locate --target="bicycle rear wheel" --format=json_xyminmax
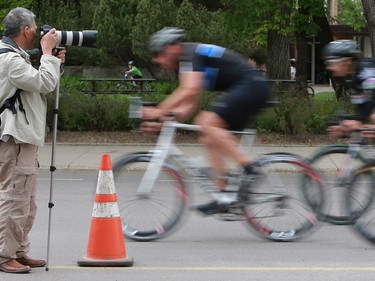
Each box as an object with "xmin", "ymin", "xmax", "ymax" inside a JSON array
[
  {"xmin": 112, "ymin": 153, "xmax": 189, "ymax": 241},
  {"xmin": 346, "ymin": 161, "xmax": 375, "ymax": 244},
  {"xmin": 240, "ymin": 153, "xmax": 324, "ymax": 241},
  {"xmin": 304, "ymin": 145, "xmax": 368, "ymax": 224},
  {"xmin": 307, "ymin": 86, "xmax": 315, "ymax": 97}
]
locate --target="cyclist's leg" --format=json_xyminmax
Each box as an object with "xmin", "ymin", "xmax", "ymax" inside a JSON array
[
  {"xmin": 195, "ymin": 111, "xmax": 247, "ymax": 189},
  {"xmin": 196, "ymin": 77, "xmax": 269, "ymax": 170},
  {"xmin": 193, "ymin": 78, "xmax": 269, "ymax": 213}
]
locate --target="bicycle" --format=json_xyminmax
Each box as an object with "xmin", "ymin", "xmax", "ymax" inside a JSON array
[
  {"xmin": 302, "ymin": 122, "xmax": 375, "ymax": 225},
  {"xmin": 112, "ymin": 98, "xmax": 324, "ymax": 242},
  {"xmin": 348, "ymin": 157, "xmax": 375, "ymax": 244}
]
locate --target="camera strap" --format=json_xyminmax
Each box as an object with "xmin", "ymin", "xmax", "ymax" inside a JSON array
[{"xmin": 0, "ymin": 48, "xmax": 28, "ymax": 125}]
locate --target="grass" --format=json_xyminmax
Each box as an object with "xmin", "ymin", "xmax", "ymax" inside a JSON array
[{"xmin": 313, "ymin": 91, "xmax": 336, "ymax": 101}]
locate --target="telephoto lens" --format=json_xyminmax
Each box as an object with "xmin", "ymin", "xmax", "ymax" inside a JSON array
[{"xmin": 40, "ymin": 25, "xmax": 97, "ymax": 48}]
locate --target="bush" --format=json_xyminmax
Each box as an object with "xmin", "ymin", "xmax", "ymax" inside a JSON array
[
  {"xmin": 255, "ymin": 91, "xmax": 352, "ymax": 134},
  {"xmin": 47, "ymin": 77, "xmax": 351, "ymax": 134}
]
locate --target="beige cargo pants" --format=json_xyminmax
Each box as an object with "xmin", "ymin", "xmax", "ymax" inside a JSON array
[{"xmin": 0, "ymin": 138, "xmax": 38, "ymax": 264}]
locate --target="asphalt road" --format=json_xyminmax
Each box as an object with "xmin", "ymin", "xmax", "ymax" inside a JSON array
[{"xmin": 5, "ymin": 170, "xmax": 375, "ymax": 281}]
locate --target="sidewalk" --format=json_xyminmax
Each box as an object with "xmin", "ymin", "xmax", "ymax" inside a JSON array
[
  {"xmin": 312, "ymin": 84, "xmax": 334, "ymax": 93},
  {"xmin": 38, "ymin": 142, "xmax": 339, "ymax": 171}
]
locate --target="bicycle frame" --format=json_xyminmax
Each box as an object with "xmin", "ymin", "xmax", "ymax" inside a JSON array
[
  {"xmin": 334, "ymin": 133, "xmax": 364, "ymax": 183},
  {"xmin": 314, "ymin": 131, "xmax": 371, "ymax": 185},
  {"xmin": 134, "ymin": 119, "xmax": 303, "ymax": 208}
]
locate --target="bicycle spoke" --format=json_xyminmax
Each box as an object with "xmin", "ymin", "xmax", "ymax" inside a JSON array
[
  {"xmin": 242, "ymin": 154, "xmax": 322, "ymax": 241},
  {"xmin": 113, "ymin": 154, "xmax": 188, "ymax": 241}
]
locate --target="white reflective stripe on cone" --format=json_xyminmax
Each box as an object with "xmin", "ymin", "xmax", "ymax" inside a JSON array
[{"xmin": 92, "ymin": 202, "xmax": 120, "ymax": 218}]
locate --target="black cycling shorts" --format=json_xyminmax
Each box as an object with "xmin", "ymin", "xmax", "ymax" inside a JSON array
[{"xmin": 209, "ymin": 74, "xmax": 270, "ymax": 131}]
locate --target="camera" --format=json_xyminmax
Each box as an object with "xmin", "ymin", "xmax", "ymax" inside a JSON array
[{"xmin": 40, "ymin": 25, "xmax": 97, "ymax": 48}]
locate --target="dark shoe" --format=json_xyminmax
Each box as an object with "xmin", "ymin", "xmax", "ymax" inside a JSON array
[
  {"xmin": 0, "ymin": 260, "xmax": 31, "ymax": 273},
  {"xmin": 194, "ymin": 200, "xmax": 229, "ymax": 215},
  {"xmin": 16, "ymin": 256, "xmax": 46, "ymax": 268},
  {"xmin": 238, "ymin": 164, "xmax": 259, "ymax": 202}
]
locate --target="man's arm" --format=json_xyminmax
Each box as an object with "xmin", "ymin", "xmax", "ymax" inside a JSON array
[{"xmin": 143, "ymin": 71, "xmax": 205, "ymax": 121}]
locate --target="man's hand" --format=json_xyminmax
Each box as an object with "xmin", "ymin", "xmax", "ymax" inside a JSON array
[
  {"xmin": 142, "ymin": 106, "xmax": 163, "ymax": 121},
  {"xmin": 341, "ymin": 120, "xmax": 363, "ymax": 133},
  {"xmin": 327, "ymin": 120, "xmax": 363, "ymax": 138},
  {"xmin": 327, "ymin": 125, "xmax": 344, "ymax": 138},
  {"xmin": 140, "ymin": 121, "xmax": 163, "ymax": 135},
  {"xmin": 362, "ymin": 124, "xmax": 375, "ymax": 138},
  {"xmin": 54, "ymin": 48, "xmax": 66, "ymax": 64},
  {"xmin": 40, "ymin": 28, "xmax": 58, "ymax": 55}
]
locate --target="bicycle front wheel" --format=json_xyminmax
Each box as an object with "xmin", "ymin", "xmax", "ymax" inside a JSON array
[
  {"xmin": 241, "ymin": 153, "xmax": 324, "ymax": 241},
  {"xmin": 113, "ymin": 153, "xmax": 189, "ymax": 241},
  {"xmin": 347, "ymin": 161, "xmax": 375, "ymax": 244},
  {"xmin": 304, "ymin": 145, "xmax": 368, "ymax": 224}
]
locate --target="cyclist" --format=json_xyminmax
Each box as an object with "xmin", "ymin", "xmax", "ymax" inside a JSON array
[
  {"xmin": 125, "ymin": 61, "xmax": 143, "ymax": 79},
  {"xmin": 142, "ymin": 27, "xmax": 270, "ymax": 215},
  {"xmin": 323, "ymin": 40, "xmax": 375, "ymax": 137}
]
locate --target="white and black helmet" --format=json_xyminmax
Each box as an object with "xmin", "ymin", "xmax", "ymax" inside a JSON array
[
  {"xmin": 149, "ymin": 27, "xmax": 186, "ymax": 54},
  {"xmin": 323, "ymin": 40, "xmax": 362, "ymax": 60}
]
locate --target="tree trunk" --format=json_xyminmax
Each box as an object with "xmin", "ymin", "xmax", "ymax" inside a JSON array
[
  {"xmin": 313, "ymin": 15, "xmax": 350, "ymax": 100},
  {"xmin": 266, "ymin": 30, "xmax": 290, "ymax": 79},
  {"xmin": 362, "ymin": 0, "xmax": 375, "ymax": 57},
  {"xmin": 295, "ymin": 30, "xmax": 309, "ymax": 82}
]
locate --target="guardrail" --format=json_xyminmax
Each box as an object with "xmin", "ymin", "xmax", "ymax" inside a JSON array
[{"xmin": 80, "ymin": 78, "xmax": 156, "ymax": 95}]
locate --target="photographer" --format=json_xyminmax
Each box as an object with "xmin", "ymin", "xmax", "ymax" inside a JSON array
[{"xmin": 0, "ymin": 7, "xmax": 65, "ymax": 273}]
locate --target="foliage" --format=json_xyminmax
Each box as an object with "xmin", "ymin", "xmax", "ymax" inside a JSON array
[
  {"xmin": 255, "ymin": 90, "xmax": 353, "ymax": 134},
  {"xmin": 291, "ymin": 0, "xmax": 326, "ymax": 35},
  {"xmin": 131, "ymin": 0, "xmax": 177, "ymax": 60},
  {"xmin": 0, "ymin": 0, "xmax": 33, "ymax": 35},
  {"xmin": 92, "ymin": 0, "xmax": 138, "ymax": 65},
  {"xmin": 130, "ymin": 0, "xmax": 226, "ymax": 60},
  {"xmin": 337, "ymin": 0, "xmax": 366, "ymax": 30},
  {"xmin": 31, "ymin": 0, "xmax": 99, "ymax": 65},
  {"xmin": 2, "ymin": 0, "xmax": 373, "ymax": 68},
  {"xmin": 50, "ymin": 77, "xmax": 350, "ymax": 135}
]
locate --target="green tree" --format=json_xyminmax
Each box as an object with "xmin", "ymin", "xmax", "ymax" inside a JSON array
[
  {"xmin": 175, "ymin": 0, "xmax": 226, "ymax": 46},
  {"xmin": 361, "ymin": 0, "xmax": 375, "ymax": 56},
  {"xmin": 339, "ymin": 0, "xmax": 366, "ymax": 30},
  {"xmin": 31, "ymin": 0, "xmax": 99, "ymax": 65},
  {"xmin": 0, "ymin": 0, "xmax": 33, "ymax": 34},
  {"xmin": 131, "ymin": 0, "xmax": 177, "ymax": 61},
  {"xmin": 92, "ymin": 0, "xmax": 138, "ymax": 65},
  {"xmin": 176, "ymin": 0, "xmax": 205, "ymax": 41},
  {"xmin": 222, "ymin": 0, "xmax": 295, "ymax": 79}
]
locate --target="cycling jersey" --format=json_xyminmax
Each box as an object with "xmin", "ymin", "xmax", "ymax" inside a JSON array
[
  {"xmin": 130, "ymin": 66, "xmax": 142, "ymax": 78},
  {"xmin": 180, "ymin": 43, "xmax": 255, "ymax": 90},
  {"xmin": 350, "ymin": 58, "xmax": 375, "ymax": 120},
  {"xmin": 179, "ymin": 43, "xmax": 269, "ymax": 131}
]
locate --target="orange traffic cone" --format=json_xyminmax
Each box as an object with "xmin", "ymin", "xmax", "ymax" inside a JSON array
[{"xmin": 77, "ymin": 154, "xmax": 133, "ymax": 267}]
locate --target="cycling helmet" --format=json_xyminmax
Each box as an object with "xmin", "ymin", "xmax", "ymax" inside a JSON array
[
  {"xmin": 323, "ymin": 40, "xmax": 362, "ymax": 61},
  {"xmin": 128, "ymin": 61, "xmax": 134, "ymax": 65},
  {"xmin": 149, "ymin": 27, "xmax": 186, "ymax": 54}
]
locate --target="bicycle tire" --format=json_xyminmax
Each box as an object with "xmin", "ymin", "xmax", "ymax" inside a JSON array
[
  {"xmin": 304, "ymin": 145, "xmax": 368, "ymax": 224},
  {"xmin": 307, "ymin": 86, "xmax": 315, "ymax": 97},
  {"xmin": 112, "ymin": 153, "xmax": 189, "ymax": 241},
  {"xmin": 240, "ymin": 152, "xmax": 324, "ymax": 241},
  {"xmin": 347, "ymin": 160, "xmax": 375, "ymax": 244}
]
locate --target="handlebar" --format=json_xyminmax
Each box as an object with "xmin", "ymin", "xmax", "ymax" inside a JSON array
[
  {"xmin": 128, "ymin": 97, "xmax": 180, "ymax": 122},
  {"xmin": 129, "ymin": 97, "xmax": 160, "ymax": 118}
]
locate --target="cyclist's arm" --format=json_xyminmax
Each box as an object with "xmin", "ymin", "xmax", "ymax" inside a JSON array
[
  {"xmin": 354, "ymin": 91, "xmax": 375, "ymax": 121},
  {"xmin": 156, "ymin": 71, "xmax": 204, "ymax": 120}
]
